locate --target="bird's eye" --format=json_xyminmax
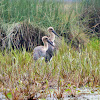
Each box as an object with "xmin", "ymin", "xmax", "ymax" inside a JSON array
[{"xmin": 50, "ymin": 29, "xmax": 53, "ymax": 30}]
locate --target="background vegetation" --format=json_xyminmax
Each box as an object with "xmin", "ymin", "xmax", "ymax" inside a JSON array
[{"xmin": 0, "ymin": 0, "xmax": 100, "ymax": 99}]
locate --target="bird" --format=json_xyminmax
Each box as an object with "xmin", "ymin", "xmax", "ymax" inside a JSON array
[
  {"xmin": 45, "ymin": 27, "xmax": 59, "ymax": 62},
  {"xmin": 33, "ymin": 36, "xmax": 54, "ymax": 61}
]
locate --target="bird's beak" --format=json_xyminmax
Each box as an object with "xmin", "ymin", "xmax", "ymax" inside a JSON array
[
  {"xmin": 47, "ymin": 39, "xmax": 54, "ymax": 47},
  {"xmin": 52, "ymin": 30, "xmax": 59, "ymax": 37}
]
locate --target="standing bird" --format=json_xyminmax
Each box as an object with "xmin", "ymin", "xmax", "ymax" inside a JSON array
[
  {"xmin": 33, "ymin": 36, "xmax": 54, "ymax": 61},
  {"xmin": 45, "ymin": 27, "xmax": 59, "ymax": 62}
]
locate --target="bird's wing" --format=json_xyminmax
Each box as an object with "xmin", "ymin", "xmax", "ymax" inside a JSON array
[{"xmin": 33, "ymin": 46, "xmax": 46, "ymax": 60}]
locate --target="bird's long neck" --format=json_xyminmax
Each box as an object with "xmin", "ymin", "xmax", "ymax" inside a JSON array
[
  {"xmin": 49, "ymin": 32, "xmax": 55, "ymax": 42},
  {"xmin": 43, "ymin": 41, "xmax": 48, "ymax": 51}
]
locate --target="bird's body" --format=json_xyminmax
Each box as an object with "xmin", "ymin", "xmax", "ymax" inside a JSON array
[
  {"xmin": 45, "ymin": 42, "xmax": 54, "ymax": 62},
  {"xmin": 45, "ymin": 27, "xmax": 59, "ymax": 62},
  {"xmin": 33, "ymin": 46, "xmax": 47, "ymax": 61},
  {"xmin": 33, "ymin": 36, "xmax": 53, "ymax": 61}
]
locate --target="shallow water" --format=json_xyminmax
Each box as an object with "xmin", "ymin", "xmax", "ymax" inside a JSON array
[
  {"xmin": 0, "ymin": 87, "xmax": 100, "ymax": 100},
  {"xmin": 46, "ymin": 87, "xmax": 100, "ymax": 100},
  {"xmin": 0, "ymin": 92, "xmax": 6, "ymax": 100},
  {"xmin": 46, "ymin": 95, "xmax": 100, "ymax": 100},
  {"xmin": 46, "ymin": 93, "xmax": 100, "ymax": 100}
]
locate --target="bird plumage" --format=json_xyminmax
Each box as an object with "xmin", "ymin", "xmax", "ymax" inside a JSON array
[
  {"xmin": 33, "ymin": 36, "xmax": 54, "ymax": 61},
  {"xmin": 45, "ymin": 27, "xmax": 59, "ymax": 62}
]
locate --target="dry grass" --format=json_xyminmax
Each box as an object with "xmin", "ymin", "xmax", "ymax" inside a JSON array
[{"xmin": 0, "ymin": 38, "xmax": 99, "ymax": 99}]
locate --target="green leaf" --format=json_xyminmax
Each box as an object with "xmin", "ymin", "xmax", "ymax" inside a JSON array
[
  {"xmin": 65, "ymin": 88, "xmax": 71, "ymax": 92},
  {"xmin": 67, "ymin": 84, "xmax": 71, "ymax": 87},
  {"xmin": 91, "ymin": 90, "xmax": 94, "ymax": 93},
  {"xmin": 7, "ymin": 92, "xmax": 12, "ymax": 99},
  {"xmin": 77, "ymin": 90, "xmax": 81, "ymax": 93}
]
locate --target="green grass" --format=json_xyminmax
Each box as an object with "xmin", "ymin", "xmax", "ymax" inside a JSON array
[
  {"xmin": 0, "ymin": 0, "xmax": 88, "ymax": 38},
  {"xmin": 1, "ymin": 0, "xmax": 99, "ymax": 47},
  {"xmin": 1, "ymin": 0, "xmax": 68, "ymax": 29},
  {"xmin": 1, "ymin": 0, "xmax": 99, "ymax": 44}
]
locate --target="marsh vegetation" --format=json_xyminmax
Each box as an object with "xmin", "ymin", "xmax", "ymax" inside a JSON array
[{"xmin": 0, "ymin": 0, "xmax": 100, "ymax": 99}]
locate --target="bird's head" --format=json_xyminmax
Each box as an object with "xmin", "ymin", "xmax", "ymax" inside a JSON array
[
  {"xmin": 47, "ymin": 27, "xmax": 59, "ymax": 37},
  {"xmin": 42, "ymin": 36, "xmax": 54, "ymax": 47}
]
